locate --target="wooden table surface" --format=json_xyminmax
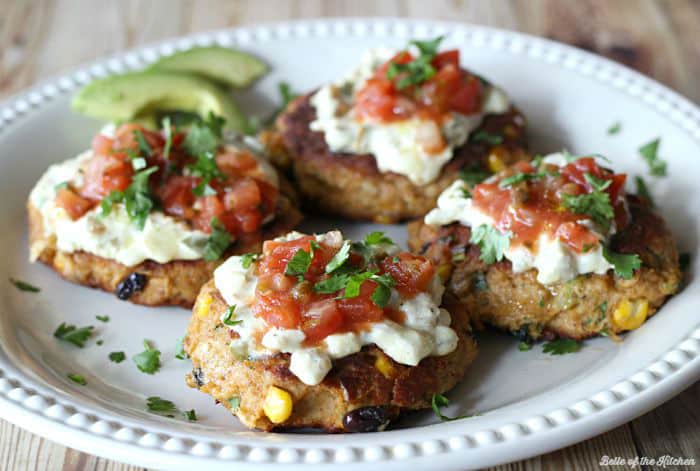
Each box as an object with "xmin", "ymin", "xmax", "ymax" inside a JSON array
[{"xmin": 1, "ymin": 0, "xmax": 699, "ymax": 469}]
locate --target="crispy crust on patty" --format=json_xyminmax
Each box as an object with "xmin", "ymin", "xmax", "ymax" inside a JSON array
[
  {"xmin": 28, "ymin": 190, "xmax": 302, "ymax": 308},
  {"xmin": 261, "ymin": 94, "xmax": 528, "ymax": 223},
  {"xmin": 184, "ymin": 280, "xmax": 478, "ymax": 432},
  {"xmin": 407, "ymin": 196, "xmax": 682, "ymax": 340}
]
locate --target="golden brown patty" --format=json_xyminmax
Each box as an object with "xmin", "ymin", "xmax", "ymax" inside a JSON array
[
  {"xmin": 184, "ymin": 280, "xmax": 478, "ymax": 432},
  {"xmin": 408, "ymin": 196, "xmax": 682, "ymax": 340},
  {"xmin": 262, "ymin": 94, "xmax": 529, "ymax": 223},
  {"xmin": 28, "ymin": 192, "xmax": 302, "ymax": 308}
]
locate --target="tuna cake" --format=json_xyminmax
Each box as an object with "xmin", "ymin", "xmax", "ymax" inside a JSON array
[
  {"xmin": 263, "ymin": 36, "xmax": 529, "ymax": 223},
  {"xmin": 28, "ymin": 116, "xmax": 302, "ymax": 307},
  {"xmin": 408, "ymin": 152, "xmax": 681, "ymax": 341},
  {"xmin": 184, "ymin": 230, "xmax": 477, "ymax": 432}
]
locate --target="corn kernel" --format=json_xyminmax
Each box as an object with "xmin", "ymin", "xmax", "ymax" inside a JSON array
[
  {"xmin": 436, "ymin": 263, "xmax": 453, "ymax": 282},
  {"xmin": 487, "ymin": 149, "xmax": 507, "ymax": 173},
  {"xmin": 612, "ymin": 299, "xmax": 649, "ymax": 331},
  {"xmin": 262, "ymin": 386, "xmax": 293, "ymax": 424},
  {"xmin": 195, "ymin": 295, "xmax": 212, "ymax": 319},
  {"xmin": 374, "ymin": 354, "xmax": 396, "ymax": 378}
]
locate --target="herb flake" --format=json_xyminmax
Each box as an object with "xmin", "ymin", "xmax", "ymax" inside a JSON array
[
  {"xmin": 53, "ymin": 323, "xmax": 93, "ymax": 348},
  {"xmin": 469, "ymin": 225, "xmax": 511, "ymax": 264},
  {"xmin": 638, "ymin": 138, "xmax": 667, "ymax": 176},
  {"xmin": 431, "ymin": 393, "xmax": 472, "ymax": 421},
  {"xmin": 9, "ymin": 278, "xmax": 40, "ymax": 293},
  {"xmin": 203, "ymin": 217, "xmax": 233, "ymax": 261},
  {"xmin": 133, "ymin": 340, "xmax": 161, "ymax": 374},
  {"xmin": 602, "ymin": 246, "xmax": 642, "ymax": 280},
  {"xmin": 109, "ymin": 351, "xmax": 126, "ymax": 363},
  {"xmin": 67, "ymin": 373, "xmax": 87, "ymax": 385},
  {"xmin": 542, "ymin": 339, "xmax": 581, "ymax": 355}
]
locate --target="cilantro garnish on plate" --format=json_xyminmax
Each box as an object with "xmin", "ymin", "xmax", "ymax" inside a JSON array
[
  {"xmin": 109, "ymin": 351, "xmax": 126, "ymax": 363},
  {"xmin": 9, "ymin": 278, "xmax": 40, "ymax": 293},
  {"xmin": 184, "ymin": 409, "xmax": 197, "ymax": 421},
  {"xmin": 635, "ymin": 176, "xmax": 654, "ymax": 206},
  {"xmin": 174, "ymin": 337, "xmax": 188, "ymax": 360},
  {"xmin": 607, "ymin": 121, "xmax": 622, "ymax": 135},
  {"xmin": 387, "ymin": 36, "xmax": 443, "ymax": 89},
  {"xmin": 95, "ymin": 315, "xmax": 109, "ymax": 322},
  {"xmin": 133, "ymin": 340, "xmax": 161, "ymax": 374},
  {"xmin": 431, "ymin": 393, "xmax": 474, "ymax": 421},
  {"xmin": 542, "ymin": 339, "xmax": 581, "ymax": 355},
  {"xmin": 146, "ymin": 396, "xmax": 177, "ymax": 417},
  {"xmin": 67, "ymin": 373, "xmax": 87, "ymax": 385},
  {"xmin": 469, "ymin": 225, "xmax": 510, "ymax": 264},
  {"xmin": 560, "ymin": 176, "xmax": 614, "ymax": 230},
  {"xmin": 638, "ymin": 138, "xmax": 667, "ymax": 176},
  {"xmin": 54, "ymin": 323, "xmax": 94, "ymax": 348}
]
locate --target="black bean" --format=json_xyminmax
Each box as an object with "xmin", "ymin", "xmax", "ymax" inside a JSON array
[
  {"xmin": 192, "ymin": 367, "xmax": 205, "ymax": 388},
  {"xmin": 115, "ymin": 272, "xmax": 148, "ymax": 300},
  {"xmin": 342, "ymin": 406, "xmax": 390, "ymax": 433}
]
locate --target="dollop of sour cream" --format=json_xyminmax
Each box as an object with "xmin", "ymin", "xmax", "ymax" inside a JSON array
[
  {"xmin": 29, "ymin": 131, "xmax": 279, "ymax": 267},
  {"xmin": 309, "ymin": 48, "xmax": 510, "ymax": 185},
  {"xmin": 424, "ymin": 153, "xmax": 614, "ymax": 285},
  {"xmin": 213, "ymin": 231, "xmax": 459, "ymax": 386}
]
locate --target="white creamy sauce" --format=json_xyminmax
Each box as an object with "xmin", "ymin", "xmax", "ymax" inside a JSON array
[
  {"xmin": 213, "ymin": 231, "xmax": 459, "ymax": 386},
  {"xmin": 29, "ymin": 135, "xmax": 279, "ymax": 266},
  {"xmin": 424, "ymin": 153, "xmax": 615, "ymax": 285},
  {"xmin": 309, "ymin": 48, "xmax": 511, "ymax": 185}
]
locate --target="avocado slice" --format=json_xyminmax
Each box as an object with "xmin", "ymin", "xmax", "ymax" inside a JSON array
[
  {"xmin": 72, "ymin": 71, "xmax": 245, "ymax": 132},
  {"xmin": 148, "ymin": 46, "xmax": 267, "ymax": 88}
]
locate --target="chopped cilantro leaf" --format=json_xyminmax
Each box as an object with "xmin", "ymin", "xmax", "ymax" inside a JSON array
[
  {"xmin": 469, "ymin": 225, "xmax": 510, "ymax": 264},
  {"xmin": 638, "ymin": 138, "xmax": 667, "ymax": 176},
  {"xmin": 518, "ymin": 341, "xmax": 533, "ymax": 352},
  {"xmin": 162, "ymin": 116, "xmax": 173, "ymax": 159},
  {"xmin": 100, "ymin": 190, "xmax": 123, "ymax": 217},
  {"xmin": 175, "ymin": 337, "xmax": 188, "ymax": 360},
  {"xmin": 386, "ymin": 36, "xmax": 443, "ymax": 89},
  {"xmin": 53, "ymin": 323, "xmax": 93, "ymax": 348},
  {"xmin": 313, "ymin": 273, "xmax": 350, "ymax": 294},
  {"xmin": 146, "ymin": 396, "xmax": 177, "ymax": 416},
  {"xmin": 370, "ymin": 283, "xmax": 392, "ymax": 308},
  {"xmin": 279, "ymin": 82, "xmax": 297, "ymax": 109},
  {"xmin": 109, "ymin": 351, "xmax": 126, "ymax": 363},
  {"xmin": 364, "ymin": 231, "xmax": 394, "ymax": 246},
  {"xmin": 583, "ymin": 172, "xmax": 612, "ymax": 192},
  {"xmin": 228, "ymin": 396, "xmax": 240, "ymax": 411},
  {"xmin": 184, "ymin": 409, "xmax": 197, "ymax": 421},
  {"xmin": 101, "ymin": 167, "xmax": 157, "ymax": 229},
  {"xmin": 342, "ymin": 272, "xmax": 374, "ymax": 298},
  {"xmin": 679, "ymin": 252, "xmax": 691, "ymax": 272},
  {"xmin": 325, "ymin": 240, "xmax": 351, "ymax": 273},
  {"xmin": 67, "ymin": 373, "xmax": 87, "ymax": 385},
  {"xmin": 431, "ymin": 393, "xmax": 472, "ymax": 421},
  {"xmin": 240, "ymin": 252, "xmax": 260, "ymax": 269},
  {"xmin": 285, "ymin": 248, "xmax": 313, "ymax": 279},
  {"xmin": 96, "ymin": 315, "xmax": 109, "ymax": 322},
  {"xmin": 561, "ymin": 188, "xmax": 614, "ymax": 230},
  {"xmin": 203, "ymin": 217, "xmax": 233, "ymax": 261},
  {"xmin": 471, "ymin": 130, "xmax": 504, "ymax": 146},
  {"xmin": 531, "ymin": 154, "xmax": 544, "ymax": 168},
  {"xmin": 459, "ymin": 165, "xmax": 489, "ymax": 186},
  {"xmin": 222, "ymin": 305, "xmax": 242, "ymax": 326},
  {"xmin": 183, "ymin": 112, "xmax": 225, "ymax": 157},
  {"xmin": 635, "ymin": 176, "xmax": 654, "ymax": 206},
  {"xmin": 133, "ymin": 130, "xmax": 152, "ymax": 157},
  {"xmin": 499, "ymin": 172, "xmax": 544, "ymax": 188},
  {"xmin": 9, "ymin": 278, "xmax": 40, "ymax": 292},
  {"xmin": 96, "ymin": 339, "xmax": 104, "ymax": 346},
  {"xmin": 542, "ymin": 339, "xmax": 581, "ymax": 355},
  {"xmin": 599, "ymin": 301, "xmax": 608, "ymax": 317},
  {"xmin": 602, "ymin": 246, "xmax": 641, "ymax": 280},
  {"xmin": 133, "ymin": 340, "xmax": 161, "ymax": 374},
  {"xmin": 188, "ymin": 150, "xmax": 225, "ymax": 197},
  {"xmin": 607, "ymin": 121, "xmax": 622, "ymax": 135}
]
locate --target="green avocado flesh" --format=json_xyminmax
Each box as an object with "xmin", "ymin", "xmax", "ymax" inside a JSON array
[
  {"xmin": 71, "ymin": 71, "xmax": 245, "ymax": 132},
  {"xmin": 148, "ymin": 46, "xmax": 267, "ymax": 88}
]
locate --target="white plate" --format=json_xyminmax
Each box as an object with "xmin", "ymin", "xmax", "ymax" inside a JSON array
[{"xmin": 0, "ymin": 18, "xmax": 699, "ymax": 471}]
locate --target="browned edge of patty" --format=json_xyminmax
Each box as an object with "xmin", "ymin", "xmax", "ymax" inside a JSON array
[
  {"xmin": 407, "ymin": 195, "xmax": 682, "ymax": 340},
  {"xmin": 28, "ymin": 191, "xmax": 303, "ymax": 308},
  {"xmin": 260, "ymin": 93, "xmax": 529, "ymax": 223},
  {"xmin": 184, "ymin": 280, "xmax": 478, "ymax": 432}
]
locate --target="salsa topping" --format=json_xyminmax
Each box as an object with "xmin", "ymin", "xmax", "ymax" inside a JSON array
[
  {"xmin": 354, "ymin": 36, "xmax": 484, "ymax": 123},
  {"xmin": 250, "ymin": 232, "xmax": 435, "ymax": 345},
  {"xmin": 53, "ymin": 114, "xmax": 278, "ymax": 257},
  {"xmin": 471, "ymin": 155, "xmax": 628, "ymax": 254}
]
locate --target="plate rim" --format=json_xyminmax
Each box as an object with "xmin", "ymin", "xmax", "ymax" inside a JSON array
[{"xmin": 1, "ymin": 17, "xmax": 699, "ymax": 470}]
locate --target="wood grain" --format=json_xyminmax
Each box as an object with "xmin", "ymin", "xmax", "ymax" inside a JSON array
[{"xmin": 0, "ymin": 0, "xmax": 698, "ymax": 470}]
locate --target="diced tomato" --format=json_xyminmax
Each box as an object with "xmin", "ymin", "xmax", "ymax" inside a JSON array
[
  {"xmin": 55, "ymin": 187, "xmax": 94, "ymax": 220},
  {"xmin": 234, "ymin": 209, "xmax": 262, "ymax": 234},
  {"xmin": 91, "ymin": 134, "xmax": 114, "ymax": 156},
  {"xmin": 259, "ymin": 236, "xmax": 318, "ymax": 275},
  {"xmin": 253, "ymin": 291, "xmax": 301, "ymax": 329},
  {"xmin": 432, "ymin": 50, "xmax": 459, "ymax": 69},
  {"xmin": 223, "ymin": 178, "xmax": 261, "ymax": 211},
  {"xmin": 193, "ymin": 195, "xmax": 225, "ymax": 232},
  {"xmin": 257, "ymin": 180, "xmax": 279, "ymax": 214},
  {"xmin": 80, "ymin": 153, "xmax": 133, "ymax": 200},
  {"xmin": 216, "ymin": 150, "xmax": 259, "ymax": 178},
  {"xmin": 113, "ymin": 123, "xmax": 164, "ymax": 152},
  {"xmin": 448, "ymin": 75, "xmax": 482, "ymax": 115},
  {"xmin": 355, "ymin": 78, "xmax": 411, "ymax": 122},
  {"xmin": 381, "ymin": 252, "xmax": 435, "ymax": 296},
  {"xmin": 337, "ymin": 281, "xmax": 384, "ymax": 324},
  {"xmin": 555, "ymin": 222, "xmax": 601, "ymax": 253},
  {"xmin": 160, "ymin": 176, "xmax": 196, "ymax": 219},
  {"xmin": 302, "ymin": 298, "xmax": 344, "ymax": 343}
]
